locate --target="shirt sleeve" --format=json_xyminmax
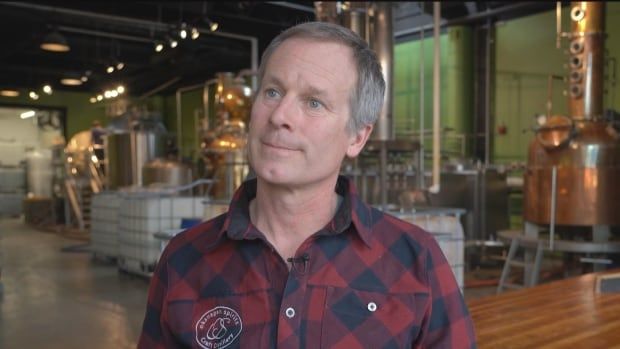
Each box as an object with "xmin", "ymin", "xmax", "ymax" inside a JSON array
[
  {"xmin": 137, "ymin": 249, "xmax": 181, "ymax": 349},
  {"xmin": 414, "ymin": 235, "xmax": 477, "ymax": 348}
]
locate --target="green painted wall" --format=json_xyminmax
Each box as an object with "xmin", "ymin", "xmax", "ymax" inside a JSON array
[
  {"xmin": 493, "ymin": 3, "xmax": 620, "ymax": 163},
  {"xmin": 163, "ymin": 89, "xmax": 204, "ymax": 160},
  {"xmin": 393, "ymin": 26, "xmax": 473, "ymax": 157}
]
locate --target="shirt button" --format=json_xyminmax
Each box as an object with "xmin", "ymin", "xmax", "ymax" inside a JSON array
[
  {"xmin": 285, "ymin": 307, "xmax": 295, "ymax": 318},
  {"xmin": 367, "ymin": 302, "xmax": 377, "ymax": 312}
]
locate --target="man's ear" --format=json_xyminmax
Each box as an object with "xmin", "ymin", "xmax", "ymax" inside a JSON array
[{"xmin": 346, "ymin": 124, "xmax": 373, "ymax": 158}]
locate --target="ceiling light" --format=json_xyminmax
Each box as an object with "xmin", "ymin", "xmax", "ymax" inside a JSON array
[
  {"xmin": 106, "ymin": 65, "xmax": 115, "ymax": 73},
  {"xmin": 209, "ymin": 20, "xmax": 219, "ymax": 32},
  {"xmin": 191, "ymin": 27, "xmax": 200, "ymax": 40},
  {"xmin": 154, "ymin": 42, "xmax": 164, "ymax": 52},
  {"xmin": 29, "ymin": 91, "xmax": 39, "ymax": 100},
  {"xmin": 80, "ymin": 76, "xmax": 88, "ymax": 82},
  {"xmin": 96, "ymin": 94, "xmax": 103, "ymax": 101},
  {"xmin": 116, "ymin": 62, "xmax": 125, "ymax": 70},
  {"xmin": 42, "ymin": 84, "xmax": 53, "ymax": 94},
  {"xmin": 116, "ymin": 85, "xmax": 125, "ymax": 94},
  {"xmin": 0, "ymin": 89, "xmax": 19, "ymax": 97},
  {"xmin": 179, "ymin": 23, "xmax": 188, "ymax": 39},
  {"xmin": 110, "ymin": 90, "xmax": 119, "ymax": 98},
  {"xmin": 170, "ymin": 39, "xmax": 178, "ymax": 48},
  {"xmin": 104, "ymin": 90, "xmax": 112, "ymax": 98},
  {"xmin": 89, "ymin": 97, "xmax": 97, "ymax": 103},
  {"xmin": 20, "ymin": 110, "xmax": 36, "ymax": 119},
  {"xmin": 61, "ymin": 78, "xmax": 83, "ymax": 86},
  {"xmin": 40, "ymin": 30, "xmax": 70, "ymax": 52}
]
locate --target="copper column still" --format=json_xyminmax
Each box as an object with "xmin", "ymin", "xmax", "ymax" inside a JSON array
[
  {"xmin": 524, "ymin": 2, "xmax": 620, "ymax": 226},
  {"xmin": 201, "ymin": 72, "xmax": 252, "ymax": 200}
]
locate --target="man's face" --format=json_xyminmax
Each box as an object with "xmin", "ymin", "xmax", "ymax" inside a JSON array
[{"xmin": 248, "ymin": 38, "xmax": 371, "ymax": 188}]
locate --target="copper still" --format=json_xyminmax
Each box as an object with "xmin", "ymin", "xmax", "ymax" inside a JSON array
[
  {"xmin": 200, "ymin": 72, "xmax": 251, "ymax": 200},
  {"xmin": 524, "ymin": 2, "xmax": 620, "ymax": 226}
]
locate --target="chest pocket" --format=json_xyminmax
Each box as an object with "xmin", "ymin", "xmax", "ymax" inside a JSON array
[
  {"xmin": 166, "ymin": 289, "xmax": 277, "ymax": 349},
  {"xmin": 321, "ymin": 287, "xmax": 428, "ymax": 349}
]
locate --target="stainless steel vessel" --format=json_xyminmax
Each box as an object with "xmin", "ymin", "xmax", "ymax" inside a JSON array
[
  {"xmin": 314, "ymin": 1, "xmax": 393, "ymax": 141},
  {"xmin": 142, "ymin": 158, "xmax": 192, "ymax": 187},
  {"xmin": 524, "ymin": 2, "xmax": 620, "ymax": 226},
  {"xmin": 105, "ymin": 119, "xmax": 167, "ymax": 189}
]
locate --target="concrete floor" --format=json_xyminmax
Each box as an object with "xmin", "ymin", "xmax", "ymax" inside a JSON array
[
  {"xmin": 0, "ymin": 218, "xmax": 149, "ymax": 349},
  {"xmin": 0, "ymin": 217, "xmax": 498, "ymax": 348}
]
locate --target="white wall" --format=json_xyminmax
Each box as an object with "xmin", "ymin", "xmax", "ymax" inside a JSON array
[{"xmin": 0, "ymin": 107, "xmax": 62, "ymax": 166}]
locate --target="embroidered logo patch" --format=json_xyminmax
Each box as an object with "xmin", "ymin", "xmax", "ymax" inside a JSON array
[{"xmin": 196, "ymin": 306, "xmax": 242, "ymax": 349}]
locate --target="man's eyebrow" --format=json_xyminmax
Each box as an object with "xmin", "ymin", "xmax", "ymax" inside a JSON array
[{"xmin": 264, "ymin": 76, "xmax": 330, "ymax": 98}]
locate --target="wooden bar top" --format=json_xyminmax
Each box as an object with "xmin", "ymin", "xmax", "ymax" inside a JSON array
[{"xmin": 467, "ymin": 270, "xmax": 620, "ymax": 348}]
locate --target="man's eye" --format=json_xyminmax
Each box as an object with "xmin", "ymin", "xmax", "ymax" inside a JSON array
[
  {"xmin": 265, "ymin": 88, "xmax": 279, "ymax": 98},
  {"xmin": 308, "ymin": 99, "xmax": 323, "ymax": 110}
]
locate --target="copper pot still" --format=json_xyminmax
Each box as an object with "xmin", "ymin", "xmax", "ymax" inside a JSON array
[{"xmin": 524, "ymin": 2, "xmax": 620, "ymax": 226}]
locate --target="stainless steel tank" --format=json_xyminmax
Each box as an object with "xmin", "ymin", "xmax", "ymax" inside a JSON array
[
  {"xmin": 142, "ymin": 158, "xmax": 192, "ymax": 187},
  {"xmin": 105, "ymin": 120, "xmax": 167, "ymax": 189},
  {"xmin": 314, "ymin": 1, "xmax": 393, "ymax": 141},
  {"xmin": 524, "ymin": 2, "xmax": 620, "ymax": 226}
]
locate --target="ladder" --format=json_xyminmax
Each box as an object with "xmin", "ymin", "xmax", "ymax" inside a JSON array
[{"xmin": 497, "ymin": 237, "xmax": 544, "ymax": 294}]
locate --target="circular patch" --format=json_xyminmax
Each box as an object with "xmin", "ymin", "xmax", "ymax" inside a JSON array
[{"xmin": 196, "ymin": 306, "xmax": 243, "ymax": 349}]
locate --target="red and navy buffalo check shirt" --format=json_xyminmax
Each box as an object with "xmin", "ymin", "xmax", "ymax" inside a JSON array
[{"xmin": 138, "ymin": 176, "xmax": 477, "ymax": 348}]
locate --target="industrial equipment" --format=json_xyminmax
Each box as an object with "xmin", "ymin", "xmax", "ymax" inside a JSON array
[
  {"xmin": 199, "ymin": 72, "xmax": 252, "ymax": 200},
  {"xmin": 524, "ymin": 2, "xmax": 620, "ymax": 229},
  {"xmin": 105, "ymin": 111, "xmax": 168, "ymax": 189}
]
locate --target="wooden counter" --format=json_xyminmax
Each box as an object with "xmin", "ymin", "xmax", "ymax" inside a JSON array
[{"xmin": 468, "ymin": 270, "xmax": 620, "ymax": 348}]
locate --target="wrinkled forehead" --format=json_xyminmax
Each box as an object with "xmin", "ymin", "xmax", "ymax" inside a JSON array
[
  {"xmin": 263, "ymin": 38, "xmax": 357, "ymax": 94},
  {"xmin": 262, "ymin": 37, "xmax": 356, "ymax": 80}
]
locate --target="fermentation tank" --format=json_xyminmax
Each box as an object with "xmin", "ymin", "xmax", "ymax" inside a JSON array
[
  {"xmin": 106, "ymin": 117, "xmax": 167, "ymax": 189},
  {"xmin": 524, "ymin": 2, "xmax": 620, "ymax": 226}
]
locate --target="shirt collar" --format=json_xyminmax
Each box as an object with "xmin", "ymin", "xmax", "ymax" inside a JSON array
[{"xmin": 220, "ymin": 175, "xmax": 375, "ymax": 247}]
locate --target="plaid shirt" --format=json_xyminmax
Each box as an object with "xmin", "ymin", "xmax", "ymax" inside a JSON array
[{"xmin": 139, "ymin": 176, "xmax": 477, "ymax": 348}]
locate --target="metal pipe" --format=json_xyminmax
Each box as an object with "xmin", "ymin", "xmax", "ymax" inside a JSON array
[
  {"xmin": 550, "ymin": 166, "xmax": 557, "ymax": 250},
  {"xmin": 429, "ymin": 1, "xmax": 441, "ymax": 194},
  {"xmin": 380, "ymin": 142, "xmax": 388, "ymax": 210},
  {"xmin": 138, "ymin": 77, "xmax": 181, "ymax": 100},
  {"xmin": 266, "ymin": 1, "xmax": 316, "ymax": 13},
  {"xmin": 484, "ymin": 17, "xmax": 491, "ymax": 166},
  {"xmin": 57, "ymin": 25, "xmax": 153, "ymax": 43},
  {"xmin": 556, "ymin": 2, "xmax": 562, "ymax": 49},
  {"xmin": 418, "ymin": 14, "xmax": 425, "ymax": 189},
  {"xmin": 372, "ymin": 2, "xmax": 394, "ymax": 141}
]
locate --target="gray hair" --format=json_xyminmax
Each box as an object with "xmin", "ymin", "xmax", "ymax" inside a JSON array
[{"xmin": 256, "ymin": 21, "xmax": 385, "ymax": 133}]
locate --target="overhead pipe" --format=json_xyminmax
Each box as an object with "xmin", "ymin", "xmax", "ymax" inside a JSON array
[
  {"xmin": 429, "ymin": 1, "xmax": 441, "ymax": 194},
  {"xmin": 138, "ymin": 77, "xmax": 181, "ymax": 100}
]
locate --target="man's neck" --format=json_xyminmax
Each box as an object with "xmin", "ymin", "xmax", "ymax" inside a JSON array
[{"xmin": 249, "ymin": 176, "xmax": 340, "ymax": 260}]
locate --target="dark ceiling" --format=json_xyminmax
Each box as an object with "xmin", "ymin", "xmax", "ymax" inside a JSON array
[{"xmin": 0, "ymin": 1, "xmax": 556, "ymax": 98}]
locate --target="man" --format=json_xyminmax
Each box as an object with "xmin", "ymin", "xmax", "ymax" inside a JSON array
[
  {"xmin": 90, "ymin": 119, "xmax": 106, "ymax": 161},
  {"xmin": 139, "ymin": 21, "xmax": 476, "ymax": 348}
]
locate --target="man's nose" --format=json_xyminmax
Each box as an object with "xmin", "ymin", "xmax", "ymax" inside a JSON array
[{"xmin": 269, "ymin": 96, "xmax": 297, "ymax": 131}]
